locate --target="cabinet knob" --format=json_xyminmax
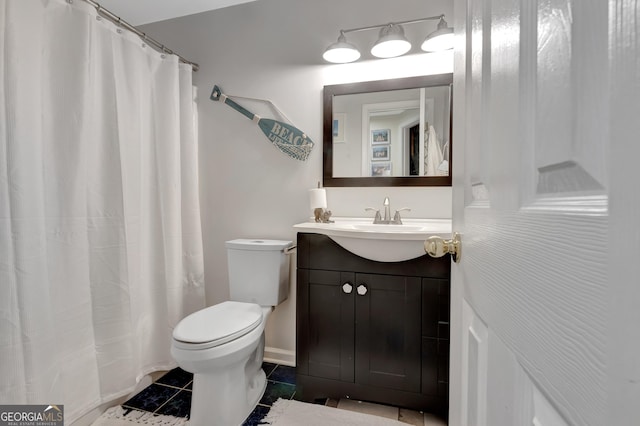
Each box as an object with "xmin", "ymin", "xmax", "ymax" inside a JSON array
[
  {"xmin": 357, "ymin": 284, "xmax": 368, "ymax": 296},
  {"xmin": 342, "ymin": 283, "xmax": 353, "ymax": 294}
]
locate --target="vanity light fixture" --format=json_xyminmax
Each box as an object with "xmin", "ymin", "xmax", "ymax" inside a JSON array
[
  {"xmin": 370, "ymin": 24, "xmax": 412, "ymax": 59},
  {"xmin": 323, "ymin": 14, "xmax": 453, "ymax": 64},
  {"xmin": 322, "ymin": 32, "xmax": 361, "ymax": 63},
  {"xmin": 421, "ymin": 16, "xmax": 455, "ymax": 52}
]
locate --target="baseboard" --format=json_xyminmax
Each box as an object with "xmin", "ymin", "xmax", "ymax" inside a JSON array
[{"xmin": 264, "ymin": 346, "xmax": 296, "ymax": 367}]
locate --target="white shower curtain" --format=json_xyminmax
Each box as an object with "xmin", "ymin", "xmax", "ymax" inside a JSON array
[{"xmin": 0, "ymin": 0, "xmax": 205, "ymax": 422}]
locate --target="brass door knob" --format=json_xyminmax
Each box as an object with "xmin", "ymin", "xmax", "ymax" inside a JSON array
[{"xmin": 424, "ymin": 232, "xmax": 461, "ymax": 263}]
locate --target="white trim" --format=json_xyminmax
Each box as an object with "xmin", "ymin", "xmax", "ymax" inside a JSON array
[{"xmin": 264, "ymin": 346, "xmax": 296, "ymax": 367}]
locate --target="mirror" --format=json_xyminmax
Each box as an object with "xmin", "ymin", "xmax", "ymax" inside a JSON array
[{"xmin": 323, "ymin": 74, "xmax": 452, "ymax": 187}]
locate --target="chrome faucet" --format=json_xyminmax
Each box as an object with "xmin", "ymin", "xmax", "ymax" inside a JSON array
[
  {"xmin": 393, "ymin": 208, "xmax": 411, "ymax": 225},
  {"xmin": 364, "ymin": 207, "xmax": 382, "ymax": 223},
  {"xmin": 365, "ymin": 197, "xmax": 411, "ymax": 224},
  {"xmin": 383, "ymin": 197, "xmax": 391, "ymax": 223}
]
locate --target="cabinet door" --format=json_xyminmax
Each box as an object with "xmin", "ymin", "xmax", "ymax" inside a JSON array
[
  {"xmin": 298, "ymin": 269, "xmax": 355, "ymax": 382},
  {"xmin": 355, "ymin": 273, "xmax": 421, "ymax": 392},
  {"xmin": 422, "ymin": 278, "xmax": 450, "ymax": 397}
]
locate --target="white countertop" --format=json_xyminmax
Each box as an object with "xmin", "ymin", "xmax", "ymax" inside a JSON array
[{"xmin": 293, "ymin": 217, "xmax": 452, "ymax": 262}]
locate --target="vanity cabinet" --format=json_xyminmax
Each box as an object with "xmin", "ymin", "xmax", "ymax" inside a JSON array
[{"xmin": 296, "ymin": 233, "xmax": 450, "ymax": 417}]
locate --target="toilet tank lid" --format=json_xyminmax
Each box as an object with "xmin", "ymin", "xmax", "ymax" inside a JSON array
[{"xmin": 225, "ymin": 239, "xmax": 292, "ymax": 251}]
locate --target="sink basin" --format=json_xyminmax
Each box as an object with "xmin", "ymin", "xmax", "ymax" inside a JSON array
[
  {"xmin": 349, "ymin": 223, "xmax": 425, "ymax": 232},
  {"xmin": 293, "ymin": 217, "xmax": 451, "ymax": 262}
]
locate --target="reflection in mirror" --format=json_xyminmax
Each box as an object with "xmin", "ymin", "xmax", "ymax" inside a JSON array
[{"xmin": 323, "ymin": 74, "xmax": 452, "ymax": 187}]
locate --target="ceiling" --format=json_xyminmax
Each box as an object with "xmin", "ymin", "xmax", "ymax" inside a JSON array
[{"xmin": 96, "ymin": 0, "xmax": 258, "ymax": 26}]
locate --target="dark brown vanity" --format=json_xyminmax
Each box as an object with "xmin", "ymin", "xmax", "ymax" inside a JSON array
[{"xmin": 295, "ymin": 232, "xmax": 450, "ymax": 418}]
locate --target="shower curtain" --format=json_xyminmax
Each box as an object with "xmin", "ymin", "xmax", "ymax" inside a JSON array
[{"xmin": 0, "ymin": 0, "xmax": 205, "ymax": 422}]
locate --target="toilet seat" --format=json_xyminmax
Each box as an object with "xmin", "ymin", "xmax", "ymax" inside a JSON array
[{"xmin": 172, "ymin": 301, "xmax": 263, "ymax": 350}]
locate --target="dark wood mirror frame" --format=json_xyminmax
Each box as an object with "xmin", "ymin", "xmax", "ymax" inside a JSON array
[{"xmin": 323, "ymin": 73, "xmax": 453, "ymax": 187}]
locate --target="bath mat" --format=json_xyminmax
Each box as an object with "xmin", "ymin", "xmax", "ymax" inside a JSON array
[
  {"xmin": 91, "ymin": 406, "xmax": 189, "ymax": 426},
  {"xmin": 262, "ymin": 398, "xmax": 407, "ymax": 426}
]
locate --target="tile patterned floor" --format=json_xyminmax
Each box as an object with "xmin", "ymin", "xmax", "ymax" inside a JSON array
[
  {"xmin": 121, "ymin": 362, "xmax": 447, "ymax": 425},
  {"xmin": 121, "ymin": 362, "xmax": 295, "ymax": 425}
]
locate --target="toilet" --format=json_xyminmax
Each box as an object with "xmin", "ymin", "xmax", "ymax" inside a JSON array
[{"xmin": 171, "ymin": 239, "xmax": 292, "ymax": 426}]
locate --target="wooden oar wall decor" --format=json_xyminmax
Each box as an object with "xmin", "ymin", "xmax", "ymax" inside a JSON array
[{"xmin": 210, "ymin": 85, "xmax": 314, "ymax": 161}]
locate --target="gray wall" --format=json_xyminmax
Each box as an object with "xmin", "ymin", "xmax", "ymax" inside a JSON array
[{"xmin": 142, "ymin": 0, "xmax": 453, "ymax": 362}]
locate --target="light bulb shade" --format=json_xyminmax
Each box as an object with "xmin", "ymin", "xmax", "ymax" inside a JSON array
[
  {"xmin": 370, "ymin": 24, "xmax": 412, "ymax": 58},
  {"xmin": 323, "ymin": 34, "xmax": 361, "ymax": 63},
  {"xmin": 421, "ymin": 18, "xmax": 454, "ymax": 52}
]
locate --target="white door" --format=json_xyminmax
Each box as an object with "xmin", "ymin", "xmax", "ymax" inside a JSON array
[{"xmin": 447, "ymin": 1, "xmax": 640, "ymax": 425}]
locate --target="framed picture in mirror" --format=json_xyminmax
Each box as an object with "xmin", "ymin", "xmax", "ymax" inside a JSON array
[
  {"xmin": 371, "ymin": 129, "xmax": 390, "ymax": 144},
  {"xmin": 371, "ymin": 161, "xmax": 392, "ymax": 176},
  {"xmin": 333, "ymin": 113, "xmax": 346, "ymax": 143},
  {"xmin": 371, "ymin": 144, "xmax": 390, "ymax": 161}
]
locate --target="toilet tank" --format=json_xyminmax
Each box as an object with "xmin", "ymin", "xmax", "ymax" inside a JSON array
[{"xmin": 225, "ymin": 239, "xmax": 293, "ymax": 306}]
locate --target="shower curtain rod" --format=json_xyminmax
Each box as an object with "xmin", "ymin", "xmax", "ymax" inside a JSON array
[{"xmin": 79, "ymin": 0, "xmax": 199, "ymax": 71}]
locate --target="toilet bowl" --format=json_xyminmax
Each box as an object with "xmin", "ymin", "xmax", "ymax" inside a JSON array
[
  {"xmin": 170, "ymin": 239, "xmax": 292, "ymax": 426},
  {"xmin": 171, "ymin": 302, "xmax": 272, "ymax": 426}
]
